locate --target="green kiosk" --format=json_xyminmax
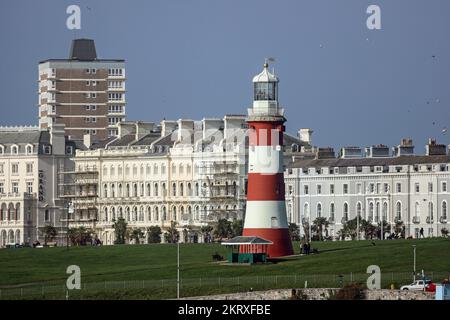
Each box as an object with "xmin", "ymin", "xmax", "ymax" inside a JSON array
[{"xmin": 222, "ymin": 236, "xmax": 273, "ymax": 264}]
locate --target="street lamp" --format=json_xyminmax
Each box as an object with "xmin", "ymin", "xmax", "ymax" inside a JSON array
[
  {"xmin": 412, "ymin": 245, "xmax": 416, "ymax": 282},
  {"xmin": 67, "ymin": 202, "xmax": 74, "ymax": 250},
  {"xmin": 177, "ymin": 241, "xmax": 180, "ymax": 299}
]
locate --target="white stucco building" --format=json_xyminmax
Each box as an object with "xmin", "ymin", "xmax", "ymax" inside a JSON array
[
  {"xmin": 284, "ymin": 139, "xmax": 450, "ymax": 239},
  {"xmin": 0, "ymin": 124, "xmax": 77, "ymax": 246}
]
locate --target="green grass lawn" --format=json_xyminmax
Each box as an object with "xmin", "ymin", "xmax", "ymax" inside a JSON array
[{"xmin": 1, "ymin": 238, "xmax": 449, "ymax": 299}]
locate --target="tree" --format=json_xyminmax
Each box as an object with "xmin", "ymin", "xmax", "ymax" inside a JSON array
[
  {"xmin": 376, "ymin": 220, "xmax": 391, "ymax": 239},
  {"xmin": 360, "ymin": 219, "xmax": 376, "ymax": 240},
  {"xmin": 147, "ymin": 226, "xmax": 162, "ymax": 243},
  {"xmin": 301, "ymin": 220, "xmax": 310, "ymax": 242},
  {"xmin": 200, "ymin": 225, "xmax": 213, "ymax": 243},
  {"xmin": 214, "ymin": 219, "xmax": 232, "ymax": 241},
  {"xmin": 339, "ymin": 217, "xmax": 358, "ymax": 240},
  {"xmin": 41, "ymin": 224, "xmax": 57, "ymax": 245},
  {"xmin": 165, "ymin": 221, "xmax": 179, "ymax": 243},
  {"xmin": 394, "ymin": 220, "xmax": 405, "ymax": 238},
  {"xmin": 289, "ymin": 223, "xmax": 300, "ymax": 241},
  {"xmin": 67, "ymin": 227, "xmax": 93, "ymax": 246},
  {"xmin": 130, "ymin": 228, "xmax": 144, "ymax": 244},
  {"xmin": 231, "ymin": 219, "xmax": 243, "ymax": 238},
  {"xmin": 312, "ymin": 217, "xmax": 329, "ymax": 241},
  {"xmin": 441, "ymin": 228, "xmax": 449, "ymax": 238},
  {"xmin": 113, "ymin": 217, "xmax": 128, "ymax": 244}
]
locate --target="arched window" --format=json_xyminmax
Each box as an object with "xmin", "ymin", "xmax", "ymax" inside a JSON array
[
  {"xmin": 104, "ymin": 207, "xmax": 109, "ymax": 222},
  {"xmin": 415, "ymin": 202, "xmax": 420, "ymax": 217},
  {"xmin": 369, "ymin": 202, "xmax": 374, "ymax": 222},
  {"xmin": 187, "ymin": 183, "xmax": 192, "ymax": 196},
  {"xmin": 140, "ymin": 183, "xmax": 144, "ymax": 197},
  {"xmin": 162, "ymin": 206, "xmax": 167, "ymax": 221},
  {"xmin": 303, "ymin": 203, "xmax": 309, "ymax": 220},
  {"xmin": 442, "ymin": 201, "xmax": 447, "ymax": 219},
  {"xmin": 104, "ymin": 184, "xmax": 108, "ymax": 197},
  {"xmin": 154, "ymin": 207, "xmax": 159, "ymax": 221},
  {"xmin": 111, "ymin": 207, "xmax": 116, "ymax": 221},
  {"xmin": 118, "ymin": 207, "xmax": 123, "ymax": 219},
  {"xmin": 383, "ymin": 202, "xmax": 388, "ymax": 221},
  {"xmin": 375, "ymin": 202, "xmax": 380, "ymax": 222},
  {"xmin": 317, "ymin": 203, "xmax": 322, "ymax": 218},
  {"xmin": 172, "ymin": 207, "xmax": 177, "ymax": 221},
  {"xmin": 428, "ymin": 202, "xmax": 434, "ymax": 221},
  {"xmin": 154, "ymin": 183, "xmax": 159, "ymax": 196},
  {"xmin": 11, "ymin": 145, "xmax": 18, "ymax": 154},
  {"xmin": 172, "ymin": 183, "xmax": 177, "ymax": 196},
  {"xmin": 133, "ymin": 207, "xmax": 138, "ymax": 221},
  {"xmin": 343, "ymin": 203, "xmax": 349, "ymax": 221},
  {"xmin": 146, "ymin": 183, "xmax": 151, "ymax": 197},
  {"xmin": 330, "ymin": 203, "xmax": 335, "ymax": 221},
  {"xmin": 356, "ymin": 202, "xmax": 362, "ymax": 218},
  {"xmin": 111, "ymin": 184, "xmax": 115, "ymax": 197},
  {"xmin": 195, "ymin": 183, "xmax": 199, "ymax": 196},
  {"xmin": 195, "ymin": 206, "xmax": 200, "ymax": 221},
  {"xmin": 180, "ymin": 183, "xmax": 184, "ymax": 196},
  {"xmin": 396, "ymin": 202, "xmax": 402, "ymax": 220},
  {"xmin": 133, "ymin": 183, "xmax": 138, "ymax": 197},
  {"xmin": 126, "ymin": 207, "xmax": 130, "ymax": 221},
  {"xmin": 126, "ymin": 184, "xmax": 130, "ymax": 197},
  {"xmin": 139, "ymin": 206, "xmax": 144, "ymax": 221},
  {"xmin": 26, "ymin": 145, "xmax": 33, "ymax": 154}
]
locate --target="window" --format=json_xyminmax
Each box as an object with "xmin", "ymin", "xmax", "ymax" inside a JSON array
[
  {"xmin": 356, "ymin": 183, "xmax": 362, "ymax": 194},
  {"xmin": 415, "ymin": 183, "xmax": 420, "ymax": 193},
  {"xmin": 92, "ymin": 80, "xmax": 97, "ymax": 86},
  {"xmin": 45, "ymin": 210, "xmax": 50, "ymax": 222},
  {"xmin": 343, "ymin": 184, "xmax": 348, "ymax": 194},
  {"xmin": 304, "ymin": 185, "xmax": 309, "ymax": 195},
  {"xmin": 396, "ymin": 202, "xmax": 402, "ymax": 220},
  {"xmin": 330, "ymin": 203, "xmax": 335, "ymax": 221},
  {"xmin": 317, "ymin": 203, "xmax": 322, "ymax": 217},
  {"xmin": 86, "ymin": 80, "xmax": 90, "ymax": 86},
  {"xmin": 442, "ymin": 201, "xmax": 447, "ymax": 219},
  {"xmin": 428, "ymin": 182, "xmax": 433, "ymax": 193},
  {"xmin": 91, "ymin": 93, "xmax": 96, "ymax": 98},
  {"xmin": 11, "ymin": 146, "xmax": 18, "ymax": 154},
  {"xmin": 108, "ymin": 93, "xmax": 123, "ymax": 101},
  {"xmin": 85, "ymin": 69, "xmax": 91, "ymax": 74},
  {"xmin": 369, "ymin": 183, "xmax": 375, "ymax": 193},
  {"xmin": 12, "ymin": 182, "xmax": 19, "ymax": 193},
  {"xmin": 357, "ymin": 202, "xmax": 362, "ymax": 217},
  {"xmin": 442, "ymin": 182, "xmax": 447, "ymax": 192},
  {"xmin": 317, "ymin": 184, "xmax": 322, "ymax": 194},
  {"xmin": 91, "ymin": 68, "xmax": 96, "ymax": 74},
  {"xmin": 0, "ymin": 163, "xmax": 3, "ymax": 174},
  {"xmin": 384, "ymin": 183, "xmax": 389, "ymax": 193},
  {"xmin": 26, "ymin": 145, "xmax": 33, "ymax": 154},
  {"xmin": 330, "ymin": 184, "xmax": 334, "ymax": 194},
  {"xmin": 0, "ymin": 182, "xmax": 4, "ymax": 194},
  {"xmin": 108, "ymin": 68, "xmax": 123, "ymax": 76},
  {"xmin": 11, "ymin": 163, "xmax": 18, "ymax": 174},
  {"xmin": 26, "ymin": 163, "xmax": 33, "ymax": 174},
  {"xmin": 396, "ymin": 183, "xmax": 402, "ymax": 193},
  {"xmin": 27, "ymin": 182, "xmax": 33, "ymax": 194},
  {"xmin": 343, "ymin": 203, "xmax": 349, "ymax": 221}
]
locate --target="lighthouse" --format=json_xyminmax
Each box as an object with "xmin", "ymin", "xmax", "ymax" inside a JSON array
[{"xmin": 242, "ymin": 61, "xmax": 294, "ymax": 258}]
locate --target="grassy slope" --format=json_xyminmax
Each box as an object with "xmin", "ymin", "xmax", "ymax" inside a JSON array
[{"xmin": 1, "ymin": 238, "xmax": 449, "ymax": 286}]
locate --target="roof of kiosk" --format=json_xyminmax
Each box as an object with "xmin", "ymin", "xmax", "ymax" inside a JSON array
[{"xmin": 222, "ymin": 236, "xmax": 273, "ymax": 246}]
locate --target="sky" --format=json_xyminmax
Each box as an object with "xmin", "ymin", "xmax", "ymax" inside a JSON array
[{"xmin": 0, "ymin": 0, "xmax": 449, "ymax": 151}]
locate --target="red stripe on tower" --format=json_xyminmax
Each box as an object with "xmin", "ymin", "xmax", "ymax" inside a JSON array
[{"xmin": 241, "ymin": 61, "xmax": 293, "ymax": 258}]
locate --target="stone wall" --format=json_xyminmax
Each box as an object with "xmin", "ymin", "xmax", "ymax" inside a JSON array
[{"xmin": 183, "ymin": 288, "xmax": 434, "ymax": 300}]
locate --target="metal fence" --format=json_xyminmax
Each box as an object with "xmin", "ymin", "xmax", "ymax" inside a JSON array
[{"xmin": 1, "ymin": 272, "xmax": 449, "ymax": 299}]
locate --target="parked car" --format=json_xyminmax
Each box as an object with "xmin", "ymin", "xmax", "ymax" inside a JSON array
[{"xmin": 400, "ymin": 280, "xmax": 427, "ymax": 291}]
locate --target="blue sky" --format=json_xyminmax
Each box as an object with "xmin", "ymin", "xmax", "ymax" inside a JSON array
[{"xmin": 0, "ymin": 0, "xmax": 449, "ymax": 151}]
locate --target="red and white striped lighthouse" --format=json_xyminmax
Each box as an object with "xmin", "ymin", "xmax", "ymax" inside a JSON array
[{"xmin": 242, "ymin": 61, "xmax": 294, "ymax": 258}]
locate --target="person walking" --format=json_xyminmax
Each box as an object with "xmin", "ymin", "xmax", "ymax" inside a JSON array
[{"xmin": 419, "ymin": 227, "xmax": 424, "ymax": 239}]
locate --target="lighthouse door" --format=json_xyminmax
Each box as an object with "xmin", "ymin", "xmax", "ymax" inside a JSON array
[{"xmin": 271, "ymin": 217, "xmax": 279, "ymax": 228}]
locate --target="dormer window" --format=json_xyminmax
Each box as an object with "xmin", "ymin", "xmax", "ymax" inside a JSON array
[
  {"xmin": 43, "ymin": 145, "xmax": 52, "ymax": 154},
  {"xmin": 26, "ymin": 145, "xmax": 33, "ymax": 154},
  {"xmin": 11, "ymin": 145, "xmax": 18, "ymax": 154},
  {"xmin": 0, "ymin": 146, "xmax": 4, "ymax": 155}
]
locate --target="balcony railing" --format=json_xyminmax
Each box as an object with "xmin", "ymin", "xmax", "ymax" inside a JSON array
[
  {"xmin": 426, "ymin": 217, "xmax": 434, "ymax": 224},
  {"xmin": 440, "ymin": 217, "xmax": 448, "ymax": 224},
  {"xmin": 412, "ymin": 216, "xmax": 421, "ymax": 224}
]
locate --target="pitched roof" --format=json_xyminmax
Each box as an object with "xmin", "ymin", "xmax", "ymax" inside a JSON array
[
  {"xmin": 287, "ymin": 155, "xmax": 450, "ymax": 169},
  {"xmin": 222, "ymin": 236, "xmax": 273, "ymax": 245}
]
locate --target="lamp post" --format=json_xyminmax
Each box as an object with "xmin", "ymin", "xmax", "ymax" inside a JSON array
[
  {"xmin": 412, "ymin": 245, "xmax": 416, "ymax": 282},
  {"xmin": 67, "ymin": 202, "xmax": 74, "ymax": 250},
  {"xmin": 177, "ymin": 241, "xmax": 180, "ymax": 299}
]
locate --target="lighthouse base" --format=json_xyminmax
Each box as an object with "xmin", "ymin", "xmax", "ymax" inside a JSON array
[{"xmin": 242, "ymin": 228, "xmax": 293, "ymax": 258}]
